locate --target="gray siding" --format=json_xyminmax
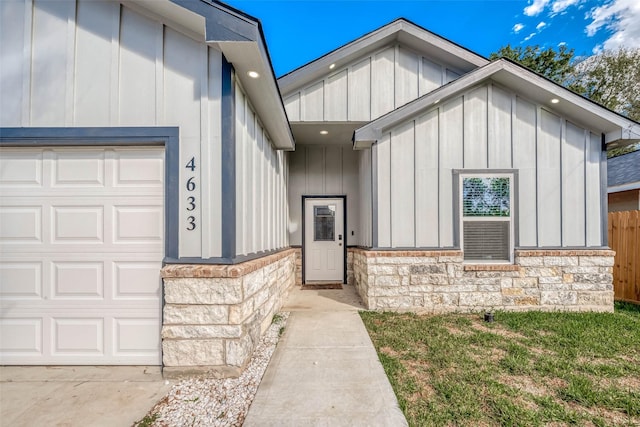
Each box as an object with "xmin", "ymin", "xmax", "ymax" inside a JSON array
[
  {"xmin": 235, "ymin": 84, "xmax": 289, "ymax": 256},
  {"xmin": 284, "ymin": 45, "xmax": 463, "ymax": 123},
  {"xmin": 288, "ymin": 145, "xmax": 360, "ymax": 246},
  {"xmin": 371, "ymin": 82, "xmax": 604, "ymax": 249}
]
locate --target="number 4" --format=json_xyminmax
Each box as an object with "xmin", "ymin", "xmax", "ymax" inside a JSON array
[{"xmin": 185, "ymin": 157, "xmax": 196, "ymax": 171}]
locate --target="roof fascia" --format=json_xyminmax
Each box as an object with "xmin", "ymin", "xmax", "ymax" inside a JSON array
[
  {"xmin": 608, "ymin": 181, "xmax": 640, "ymax": 193},
  {"xmin": 168, "ymin": 0, "xmax": 294, "ymax": 149},
  {"xmin": 354, "ymin": 59, "xmax": 640, "ymax": 149},
  {"xmin": 278, "ymin": 19, "xmax": 488, "ymax": 96}
]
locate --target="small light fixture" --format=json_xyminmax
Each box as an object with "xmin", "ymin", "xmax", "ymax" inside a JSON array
[
  {"xmin": 319, "ymin": 130, "xmax": 329, "ymax": 135},
  {"xmin": 247, "ymin": 71, "xmax": 260, "ymax": 79},
  {"xmin": 551, "ymin": 98, "xmax": 559, "ymax": 104},
  {"xmin": 329, "ymin": 63, "xmax": 336, "ymax": 70}
]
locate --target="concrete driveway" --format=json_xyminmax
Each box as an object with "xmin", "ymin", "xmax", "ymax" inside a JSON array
[{"xmin": 0, "ymin": 366, "xmax": 171, "ymax": 427}]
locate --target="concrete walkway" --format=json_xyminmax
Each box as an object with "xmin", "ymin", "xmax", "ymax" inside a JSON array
[
  {"xmin": 0, "ymin": 366, "xmax": 170, "ymax": 427},
  {"xmin": 244, "ymin": 286, "xmax": 408, "ymax": 426}
]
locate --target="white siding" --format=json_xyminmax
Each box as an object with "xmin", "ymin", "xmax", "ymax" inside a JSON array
[
  {"xmin": 537, "ymin": 109, "xmax": 562, "ymax": 247},
  {"xmin": 513, "ymin": 97, "xmax": 537, "ymax": 247},
  {"xmin": 414, "ymin": 109, "xmax": 439, "ymax": 247},
  {"xmin": 390, "ymin": 122, "xmax": 415, "ymax": 247},
  {"xmin": 463, "ymin": 86, "xmax": 487, "ymax": 168},
  {"xmin": 288, "ymin": 145, "xmax": 361, "ymax": 247},
  {"xmin": 439, "ymin": 97, "xmax": 464, "ymax": 247},
  {"xmin": 586, "ymin": 133, "xmax": 603, "ymax": 246},
  {"xmin": 371, "ymin": 82, "xmax": 603, "ymax": 249},
  {"xmin": 235, "ymin": 84, "xmax": 289, "ymax": 256},
  {"xmin": 562, "ymin": 122, "xmax": 586, "ymax": 246},
  {"xmin": 358, "ymin": 149, "xmax": 373, "ymax": 247},
  {"xmin": 1, "ymin": 0, "xmax": 224, "ymax": 259},
  {"xmin": 283, "ymin": 44, "xmax": 463, "ymax": 123}
]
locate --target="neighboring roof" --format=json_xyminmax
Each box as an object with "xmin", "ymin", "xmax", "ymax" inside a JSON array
[
  {"xmin": 278, "ymin": 18, "xmax": 489, "ymax": 96},
  {"xmin": 354, "ymin": 58, "xmax": 640, "ymax": 149},
  {"xmin": 148, "ymin": 0, "xmax": 295, "ymax": 149},
  {"xmin": 608, "ymin": 150, "xmax": 640, "ymax": 193}
]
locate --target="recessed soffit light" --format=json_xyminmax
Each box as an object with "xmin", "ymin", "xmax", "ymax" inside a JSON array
[
  {"xmin": 320, "ymin": 130, "xmax": 329, "ymax": 135},
  {"xmin": 247, "ymin": 71, "xmax": 260, "ymax": 78},
  {"xmin": 329, "ymin": 63, "xmax": 336, "ymax": 70},
  {"xmin": 551, "ymin": 98, "xmax": 559, "ymax": 104}
]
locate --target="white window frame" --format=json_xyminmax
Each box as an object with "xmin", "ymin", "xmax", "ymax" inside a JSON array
[{"xmin": 459, "ymin": 173, "xmax": 514, "ymax": 264}]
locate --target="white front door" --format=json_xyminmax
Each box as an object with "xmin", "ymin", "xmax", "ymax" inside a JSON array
[{"xmin": 304, "ymin": 198, "xmax": 344, "ymax": 283}]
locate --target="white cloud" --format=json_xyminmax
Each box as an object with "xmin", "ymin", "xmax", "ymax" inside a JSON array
[
  {"xmin": 524, "ymin": 0, "xmax": 550, "ymax": 16},
  {"xmin": 551, "ymin": 0, "xmax": 581, "ymax": 14},
  {"xmin": 524, "ymin": 32, "xmax": 537, "ymax": 41},
  {"xmin": 536, "ymin": 21, "xmax": 547, "ymax": 30},
  {"xmin": 558, "ymin": 41, "xmax": 567, "ymax": 46},
  {"xmin": 513, "ymin": 23, "xmax": 525, "ymax": 33},
  {"xmin": 586, "ymin": 0, "xmax": 640, "ymax": 49}
]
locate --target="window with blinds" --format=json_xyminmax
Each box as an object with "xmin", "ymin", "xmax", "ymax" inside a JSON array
[{"xmin": 461, "ymin": 176, "xmax": 513, "ymax": 262}]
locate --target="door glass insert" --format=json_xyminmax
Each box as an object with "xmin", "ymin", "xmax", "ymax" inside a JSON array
[{"xmin": 313, "ymin": 205, "xmax": 335, "ymax": 241}]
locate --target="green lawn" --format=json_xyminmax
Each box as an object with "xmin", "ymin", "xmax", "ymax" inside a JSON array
[{"xmin": 361, "ymin": 302, "xmax": 640, "ymax": 427}]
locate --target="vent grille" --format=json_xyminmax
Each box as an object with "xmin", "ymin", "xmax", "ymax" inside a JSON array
[{"xmin": 463, "ymin": 221, "xmax": 510, "ymax": 261}]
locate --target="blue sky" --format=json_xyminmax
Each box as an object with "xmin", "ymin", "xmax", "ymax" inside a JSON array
[{"xmin": 224, "ymin": 0, "xmax": 640, "ymax": 77}]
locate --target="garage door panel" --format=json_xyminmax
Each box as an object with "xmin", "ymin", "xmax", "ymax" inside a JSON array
[
  {"xmin": 114, "ymin": 149, "xmax": 164, "ymax": 186},
  {"xmin": 0, "ymin": 206, "xmax": 42, "ymax": 242},
  {"xmin": 53, "ymin": 206, "xmax": 104, "ymax": 242},
  {"xmin": 52, "ymin": 261, "xmax": 104, "ymax": 299},
  {"xmin": 114, "ymin": 206, "xmax": 163, "ymax": 242},
  {"xmin": 114, "ymin": 261, "xmax": 162, "ymax": 299},
  {"xmin": 51, "ymin": 150, "xmax": 105, "ymax": 187},
  {"xmin": 0, "ymin": 150, "xmax": 43, "ymax": 186},
  {"xmin": 52, "ymin": 318, "xmax": 104, "ymax": 355},
  {"xmin": 114, "ymin": 318, "xmax": 160, "ymax": 355},
  {"xmin": 0, "ymin": 318, "xmax": 43, "ymax": 355},
  {"xmin": 0, "ymin": 262, "xmax": 43, "ymax": 299},
  {"xmin": 0, "ymin": 146, "xmax": 163, "ymax": 365}
]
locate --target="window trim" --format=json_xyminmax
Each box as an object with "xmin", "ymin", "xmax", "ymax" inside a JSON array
[{"xmin": 459, "ymin": 172, "xmax": 515, "ymax": 264}]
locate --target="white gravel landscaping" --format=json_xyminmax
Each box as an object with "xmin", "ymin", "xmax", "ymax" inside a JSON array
[{"xmin": 136, "ymin": 312, "xmax": 289, "ymax": 427}]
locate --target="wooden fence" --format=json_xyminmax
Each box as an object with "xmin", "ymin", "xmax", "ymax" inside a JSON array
[{"xmin": 608, "ymin": 210, "xmax": 640, "ymax": 304}]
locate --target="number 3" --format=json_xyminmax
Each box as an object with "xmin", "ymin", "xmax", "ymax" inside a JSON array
[
  {"xmin": 187, "ymin": 196, "xmax": 195, "ymax": 211},
  {"xmin": 187, "ymin": 216, "xmax": 196, "ymax": 231}
]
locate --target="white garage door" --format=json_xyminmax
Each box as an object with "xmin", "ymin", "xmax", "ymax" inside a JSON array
[{"xmin": 0, "ymin": 146, "xmax": 164, "ymax": 365}]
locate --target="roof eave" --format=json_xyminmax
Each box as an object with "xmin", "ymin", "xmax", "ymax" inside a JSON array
[
  {"xmin": 354, "ymin": 59, "xmax": 640, "ymax": 148},
  {"xmin": 167, "ymin": 0, "xmax": 295, "ymax": 150}
]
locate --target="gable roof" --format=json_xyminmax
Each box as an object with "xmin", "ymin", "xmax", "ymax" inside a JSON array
[
  {"xmin": 354, "ymin": 58, "xmax": 640, "ymax": 149},
  {"xmin": 157, "ymin": 0, "xmax": 294, "ymax": 149},
  {"xmin": 608, "ymin": 150, "xmax": 640, "ymax": 193},
  {"xmin": 278, "ymin": 18, "xmax": 489, "ymax": 96}
]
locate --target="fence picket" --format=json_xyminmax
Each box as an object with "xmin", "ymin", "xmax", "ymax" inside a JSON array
[{"xmin": 608, "ymin": 210, "xmax": 640, "ymax": 304}]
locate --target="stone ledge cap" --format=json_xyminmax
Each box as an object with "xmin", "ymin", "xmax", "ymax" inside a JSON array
[
  {"xmin": 162, "ymin": 248, "xmax": 296, "ymax": 278},
  {"xmin": 516, "ymin": 249, "xmax": 615, "ymax": 257}
]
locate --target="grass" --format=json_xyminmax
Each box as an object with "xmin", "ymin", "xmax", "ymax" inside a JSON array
[{"xmin": 360, "ymin": 302, "xmax": 640, "ymax": 427}]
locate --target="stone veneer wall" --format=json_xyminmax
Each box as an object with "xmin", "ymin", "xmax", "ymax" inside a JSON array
[
  {"xmin": 161, "ymin": 249, "xmax": 296, "ymax": 378},
  {"xmin": 352, "ymin": 249, "xmax": 614, "ymax": 312}
]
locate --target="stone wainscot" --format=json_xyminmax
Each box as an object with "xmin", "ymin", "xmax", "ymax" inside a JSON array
[
  {"xmin": 353, "ymin": 249, "xmax": 614, "ymax": 312},
  {"xmin": 161, "ymin": 249, "xmax": 296, "ymax": 378}
]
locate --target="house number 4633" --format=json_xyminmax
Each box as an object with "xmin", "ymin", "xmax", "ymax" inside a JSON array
[{"xmin": 185, "ymin": 157, "xmax": 197, "ymax": 231}]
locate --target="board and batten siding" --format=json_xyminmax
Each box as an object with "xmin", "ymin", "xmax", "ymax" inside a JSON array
[
  {"xmin": 283, "ymin": 45, "xmax": 461, "ymax": 123},
  {"xmin": 288, "ymin": 145, "xmax": 360, "ymax": 246},
  {"xmin": 235, "ymin": 84, "xmax": 289, "ymax": 257},
  {"xmin": 371, "ymin": 82, "xmax": 603, "ymax": 249},
  {"xmin": 0, "ymin": 0, "xmax": 227, "ymax": 259}
]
